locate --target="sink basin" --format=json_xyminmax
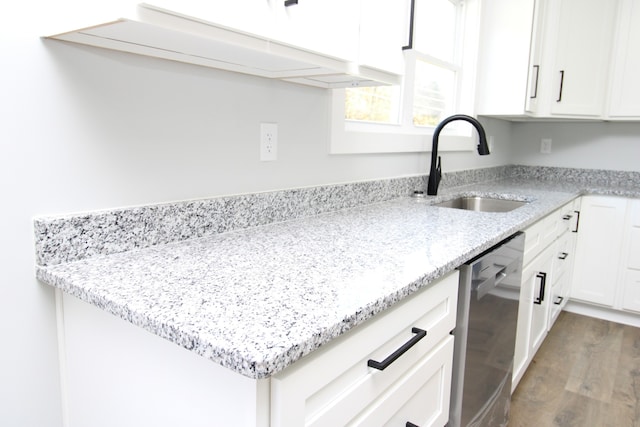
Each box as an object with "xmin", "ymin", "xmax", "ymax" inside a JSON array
[{"xmin": 434, "ymin": 196, "xmax": 527, "ymax": 213}]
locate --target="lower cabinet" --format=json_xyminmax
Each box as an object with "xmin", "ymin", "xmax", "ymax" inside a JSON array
[
  {"xmin": 571, "ymin": 195, "xmax": 628, "ymax": 306},
  {"xmin": 513, "ymin": 198, "xmax": 580, "ymax": 391},
  {"xmin": 570, "ymin": 196, "xmax": 640, "ymax": 321},
  {"xmin": 271, "ymin": 271, "xmax": 459, "ymax": 427},
  {"xmin": 57, "ymin": 271, "xmax": 459, "ymax": 427}
]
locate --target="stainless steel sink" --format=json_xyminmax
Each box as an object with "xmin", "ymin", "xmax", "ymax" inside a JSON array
[{"xmin": 434, "ymin": 196, "xmax": 527, "ymax": 213}]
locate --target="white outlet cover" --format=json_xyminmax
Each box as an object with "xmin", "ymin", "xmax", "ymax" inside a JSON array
[{"xmin": 260, "ymin": 123, "xmax": 278, "ymax": 161}]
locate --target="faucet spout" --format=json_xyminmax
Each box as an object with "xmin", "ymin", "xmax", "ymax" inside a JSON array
[{"xmin": 427, "ymin": 114, "xmax": 490, "ymax": 196}]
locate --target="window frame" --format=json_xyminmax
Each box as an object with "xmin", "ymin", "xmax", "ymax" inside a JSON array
[{"xmin": 329, "ymin": 0, "xmax": 481, "ymax": 155}]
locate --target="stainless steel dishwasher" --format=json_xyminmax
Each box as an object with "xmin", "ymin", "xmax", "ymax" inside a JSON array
[{"xmin": 448, "ymin": 232, "xmax": 525, "ymax": 427}]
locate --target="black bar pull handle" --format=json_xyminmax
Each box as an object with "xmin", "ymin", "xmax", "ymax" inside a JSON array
[
  {"xmin": 572, "ymin": 210, "xmax": 581, "ymax": 233},
  {"xmin": 562, "ymin": 214, "xmax": 572, "ymax": 220},
  {"xmin": 530, "ymin": 65, "xmax": 540, "ymax": 99},
  {"xmin": 554, "ymin": 296, "xmax": 564, "ymax": 305},
  {"xmin": 407, "ymin": 423, "xmax": 420, "ymax": 427},
  {"xmin": 284, "ymin": 0, "xmax": 298, "ymax": 6},
  {"xmin": 558, "ymin": 252, "xmax": 569, "ymax": 260},
  {"xmin": 557, "ymin": 70, "xmax": 565, "ymax": 102},
  {"xmin": 402, "ymin": 0, "xmax": 416, "ymax": 50},
  {"xmin": 368, "ymin": 327, "xmax": 427, "ymax": 370},
  {"xmin": 534, "ymin": 272, "xmax": 547, "ymax": 305}
]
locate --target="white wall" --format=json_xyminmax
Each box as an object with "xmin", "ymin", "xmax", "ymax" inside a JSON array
[
  {"xmin": 0, "ymin": 2, "xmax": 511, "ymax": 426},
  {"xmin": 510, "ymin": 121, "xmax": 640, "ymax": 172}
]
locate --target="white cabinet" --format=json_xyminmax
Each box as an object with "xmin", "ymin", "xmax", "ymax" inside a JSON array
[
  {"xmin": 271, "ymin": 271, "xmax": 458, "ymax": 427},
  {"xmin": 571, "ymin": 196, "xmax": 627, "ymax": 306},
  {"xmin": 621, "ymin": 200, "xmax": 640, "ymax": 312},
  {"xmin": 546, "ymin": 0, "xmax": 617, "ymax": 117},
  {"xmin": 568, "ymin": 197, "xmax": 640, "ymax": 326},
  {"xmin": 513, "ymin": 198, "xmax": 580, "ymax": 391},
  {"xmin": 476, "ymin": 0, "xmax": 618, "ymax": 119},
  {"xmin": 607, "ymin": 0, "xmax": 640, "ymax": 118},
  {"xmin": 56, "ymin": 271, "xmax": 459, "ymax": 426},
  {"xmin": 130, "ymin": 0, "xmax": 363, "ymax": 62},
  {"xmin": 358, "ymin": 0, "xmax": 410, "ymax": 76},
  {"xmin": 46, "ymin": 1, "xmax": 403, "ymax": 88},
  {"xmin": 474, "ymin": 0, "xmax": 539, "ymax": 117},
  {"xmin": 147, "ymin": 0, "xmax": 275, "ymax": 40},
  {"xmin": 272, "ymin": 0, "xmax": 360, "ymax": 62}
]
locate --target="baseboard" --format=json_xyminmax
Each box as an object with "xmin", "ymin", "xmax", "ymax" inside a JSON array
[{"xmin": 563, "ymin": 300, "xmax": 640, "ymax": 328}]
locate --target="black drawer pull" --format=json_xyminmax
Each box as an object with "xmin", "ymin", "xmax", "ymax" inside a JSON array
[
  {"xmin": 284, "ymin": 0, "xmax": 298, "ymax": 6},
  {"xmin": 562, "ymin": 214, "xmax": 572, "ymax": 220},
  {"xmin": 367, "ymin": 327, "xmax": 427, "ymax": 371},
  {"xmin": 554, "ymin": 296, "xmax": 564, "ymax": 305},
  {"xmin": 572, "ymin": 210, "xmax": 581, "ymax": 233},
  {"xmin": 534, "ymin": 272, "xmax": 547, "ymax": 305},
  {"xmin": 558, "ymin": 252, "xmax": 569, "ymax": 260},
  {"xmin": 407, "ymin": 423, "xmax": 420, "ymax": 427}
]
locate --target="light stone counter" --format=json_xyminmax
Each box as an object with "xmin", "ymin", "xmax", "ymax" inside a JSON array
[{"xmin": 34, "ymin": 166, "xmax": 640, "ymax": 379}]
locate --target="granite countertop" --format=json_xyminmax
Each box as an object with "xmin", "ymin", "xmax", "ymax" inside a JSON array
[{"xmin": 34, "ymin": 170, "xmax": 640, "ymax": 380}]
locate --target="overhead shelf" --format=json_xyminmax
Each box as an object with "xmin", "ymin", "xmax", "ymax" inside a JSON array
[{"xmin": 46, "ymin": 3, "xmax": 401, "ymax": 89}]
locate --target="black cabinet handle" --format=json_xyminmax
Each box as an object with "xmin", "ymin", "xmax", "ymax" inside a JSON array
[
  {"xmin": 402, "ymin": 0, "xmax": 416, "ymax": 50},
  {"xmin": 368, "ymin": 327, "xmax": 427, "ymax": 371},
  {"xmin": 530, "ymin": 65, "xmax": 540, "ymax": 99},
  {"xmin": 554, "ymin": 296, "xmax": 564, "ymax": 305},
  {"xmin": 284, "ymin": 0, "xmax": 298, "ymax": 6},
  {"xmin": 562, "ymin": 214, "xmax": 572, "ymax": 220},
  {"xmin": 534, "ymin": 272, "xmax": 547, "ymax": 305},
  {"xmin": 557, "ymin": 70, "xmax": 565, "ymax": 102},
  {"xmin": 558, "ymin": 252, "xmax": 569, "ymax": 260},
  {"xmin": 572, "ymin": 210, "xmax": 581, "ymax": 233},
  {"xmin": 407, "ymin": 423, "xmax": 420, "ymax": 427}
]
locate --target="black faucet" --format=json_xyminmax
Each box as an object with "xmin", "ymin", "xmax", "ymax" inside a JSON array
[{"xmin": 427, "ymin": 114, "xmax": 491, "ymax": 196}]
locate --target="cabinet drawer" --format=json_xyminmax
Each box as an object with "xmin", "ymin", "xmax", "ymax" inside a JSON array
[
  {"xmin": 558, "ymin": 199, "xmax": 580, "ymax": 235},
  {"xmin": 523, "ymin": 211, "xmax": 559, "ymax": 266},
  {"xmin": 346, "ymin": 336, "xmax": 454, "ymax": 427},
  {"xmin": 270, "ymin": 271, "xmax": 459, "ymax": 427},
  {"xmin": 553, "ymin": 232, "xmax": 573, "ymax": 280}
]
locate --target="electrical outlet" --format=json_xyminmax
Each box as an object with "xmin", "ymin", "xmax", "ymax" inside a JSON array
[
  {"xmin": 540, "ymin": 138, "xmax": 552, "ymax": 154},
  {"xmin": 260, "ymin": 123, "xmax": 278, "ymax": 161}
]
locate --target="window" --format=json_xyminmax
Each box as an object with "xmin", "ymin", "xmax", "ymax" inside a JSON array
[{"xmin": 332, "ymin": 0, "xmax": 480, "ymax": 154}]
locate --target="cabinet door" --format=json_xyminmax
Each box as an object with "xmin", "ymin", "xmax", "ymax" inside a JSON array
[
  {"xmin": 528, "ymin": 248, "xmax": 554, "ymax": 355},
  {"xmin": 513, "ymin": 246, "xmax": 554, "ymax": 390},
  {"xmin": 474, "ymin": 0, "xmax": 538, "ymax": 116},
  {"xmin": 358, "ymin": 0, "xmax": 409, "ymax": 75},
  {"xmin": 273, "ymin": 0, "xmax": 360, "ymax": 61},
  {"xmin": 571, "ymin": 196, "xmax": 627, "ymax": 306},
  {"xmin": 608, "ymin": 0, "xmax": 640, "ymax": 118},
  {"xmin": 548, "ymin": 0, "xmax": 618, "ymax": 116},
  {"xmin": 146, "ymin": 0, "xmax": 275, "ymax": 38}
]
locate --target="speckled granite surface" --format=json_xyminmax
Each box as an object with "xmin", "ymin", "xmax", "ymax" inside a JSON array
[{"xmin": 34, "ymin": 165, "xmax": 640, "ymax": 379}]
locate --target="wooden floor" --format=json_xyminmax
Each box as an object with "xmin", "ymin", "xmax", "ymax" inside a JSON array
[{"xmin": 510, "ymin": 312, "xmax": 640, "ymax": 426}]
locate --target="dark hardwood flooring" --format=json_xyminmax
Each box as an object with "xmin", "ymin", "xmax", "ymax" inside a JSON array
[{"xmin": 510, "ymin": 312, "xmax": 640, "ymax": 426}]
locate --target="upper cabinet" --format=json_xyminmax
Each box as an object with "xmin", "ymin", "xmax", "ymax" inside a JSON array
[
  {"xmin": 45, "ymin": 1, "xmax": 406, "ymax": 89},
  {"xmin": 545, "ymin": 0, "xmax": 617, "ymax": 117},
  {"xmin": 476, "ymin": 0, "xmax": 635, "ymax": 120},
  {"xmin": 607, "ymin": 0, "xmax": 640, "ymax": 119}
]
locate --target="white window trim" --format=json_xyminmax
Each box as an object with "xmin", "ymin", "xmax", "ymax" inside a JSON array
[{"xmin": 329, "ymin": 0, "xmax": 481, "ymax": 155}]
